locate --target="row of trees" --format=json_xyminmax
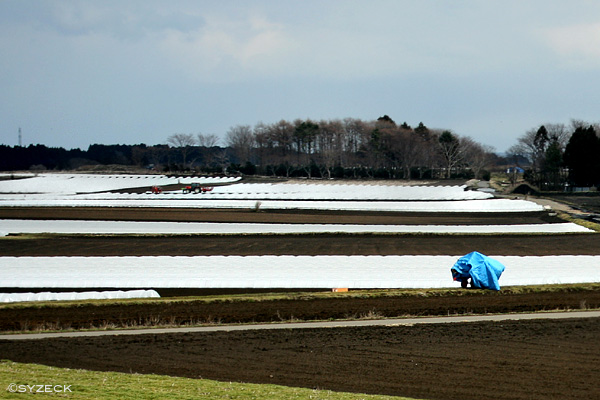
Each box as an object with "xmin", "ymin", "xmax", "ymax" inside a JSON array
[
  {"xmin": 1, "ymin": 116, "xmax": 499, "ymax": 180},
  {"xmin": 508, "ymin": 120, "xmax": 600, "ymax": 189},
  {"xmin": 168, "ymin": 116, "xmax": 495, "ymax": 179},
  {"xmin": 0, "ymin": 143, "xmax": 233, "ymax": 173},
  {"xmin": 9, "ymin": 115, "xmax": 599, "ymax": 190}
]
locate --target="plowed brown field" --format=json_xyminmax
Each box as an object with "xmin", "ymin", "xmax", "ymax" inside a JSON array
[
  {"xmin": 1, "ymin": 318, "xmax": 599, "ymax": 400},
  {"xmin": 1, "ymin": 206, "xmax": 599, "ymax": 399}
]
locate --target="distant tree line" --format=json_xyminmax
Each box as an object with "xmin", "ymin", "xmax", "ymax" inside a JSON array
[
  {"xmin": 0, "ymin": 143, "xmax": 232, "ymax": 173},
  {"xmin": 507, "ymin": 120, "xmax": 600, "ymax": 190},
  {"xmin": 5, "ymin": 116, "xmax": 598, "ymax": 189},
  {"xmin": 0, "ymin": 116, "xmax": 500, "ymax": 180},
  {"xmin": 219, "ymin": 116, "xmax": 496, "ymax": 179}
]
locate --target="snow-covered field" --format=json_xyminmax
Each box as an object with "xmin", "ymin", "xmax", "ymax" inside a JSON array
[
  {"xmin": 0, "ymin": 173, "xmax": 547, "ymax": 212},
  {"xmin": 0, "ymin": 219, "xmax": 591, "ymax": 235},
  {"xmin": 1, "ymin": 173, "xmax": 597, "ymax": 301},
  {"xmin": 0, "ymin": 174, "xmax": 239, "ymax": 194},
  {"xmin": 1, "ymin": 174, "xmax": 489, "ymax": 199},
  {"xmin": 161, "ymin": 182, "xmax": 494, "ymax": 200},
  {"xmin": 0, "ymin": 290, "xmax": 160, "ymax": 303},
  {"xmin": 0, "ymin": 196, "xmax": 545, "ymax": 212},
  {"xmin": 1, "ymin": 256, "xmax": 599, "ymax": 290}
]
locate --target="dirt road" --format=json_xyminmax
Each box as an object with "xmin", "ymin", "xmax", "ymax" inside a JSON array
[{"xmin": 2, "ymin": 310, "xmax": 599, "ymax": 340}]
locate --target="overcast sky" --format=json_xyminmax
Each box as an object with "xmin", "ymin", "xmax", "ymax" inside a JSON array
[{"xmin": 2, "ymin": 1, "xmax": 600, "ymax": 152}]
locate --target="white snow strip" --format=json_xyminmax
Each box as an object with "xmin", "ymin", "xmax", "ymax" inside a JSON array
[
  {"xmin": 0, "ymin": 175, "xmax": 548, "ymax": 212},
  {"xmin": 0, "ymin": 198, "xmax": 544, "ymax": 212},
  {"xmin": 1, "ymin": 174, "xmax": 492, "ymax": 200},
  {"xmin": 158, "ymin": 182, "xmax": 494, "ymax": 200},
  {"xmin": 0, "ymin": 174, "xmax": 489, "ymax": 199},
  {"xmin": 1, "ymin": 256, "xmax": 599, "ymax": 289},
  {"xmin": 0, "ymin": 219, "xmax": 592, "ymax": 235},
  {"xmin": 0, "ymin": 289, "xmax": 160, "ymax": 303},
  {"xmin": 0, "ymin": 174, "xmax": 240, "ymax": 194}
]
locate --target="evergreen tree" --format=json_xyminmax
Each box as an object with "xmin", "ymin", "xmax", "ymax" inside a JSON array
[
  {"xmin": 544, "ymin": 140, "xmax": 563, "ymax": 190},
  {"xmin": 563, "ymin": 126, "xmax": 600, "ymax": 187},
  {"xmin": 376, "ymin": 115, "xmax": 396, "ymax": 126},
  {"xmin": 414, "ymin": 122, "xmax": 429, "ymax": 138}
]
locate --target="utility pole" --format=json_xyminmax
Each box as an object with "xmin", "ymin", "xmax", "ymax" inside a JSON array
[{"xmin": 18, "ymin": 127, "xmax": 22, "ymax": 147}]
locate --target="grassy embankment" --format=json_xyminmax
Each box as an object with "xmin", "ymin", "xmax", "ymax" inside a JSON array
[{"xmin": 0, "ymin": 361, "xmax": 415, "ymax": 400}]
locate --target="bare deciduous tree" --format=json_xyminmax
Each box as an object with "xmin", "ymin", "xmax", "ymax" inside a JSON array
[
  {"xmin": 197, "ymin": 133, "xmax": 219, "ymax": 147},
  {"xmin": 167, "ymin": 133, "xmax": 196, "ymax": 168},
  {"xmin": 396, "ymin": 129, "xmax": 423, "ymax": 179},
  {"xmin": 438, "ymin": 130, "xmax": 464, "ymax": 178},
  {"xmin": 226, "ymin": 125, "xmax": 255, "ymax": 165},
  {"xmin": 462, "ymin": 137, "xmax": 494, "ymax": 179}
]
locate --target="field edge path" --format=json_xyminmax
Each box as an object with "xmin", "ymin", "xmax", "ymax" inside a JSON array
[{"xmin": 2, "ymin": 310, "xmax": 599, "ymax": 340}]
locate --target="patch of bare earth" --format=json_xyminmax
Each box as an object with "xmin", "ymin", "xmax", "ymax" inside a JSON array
[
  {"xmin": 1, "ymin": 205, "xmax": 599, "ymax": 399},
  {"xmin": 1, "ymin": 318, "xmax": 599, "ymax": 400}
]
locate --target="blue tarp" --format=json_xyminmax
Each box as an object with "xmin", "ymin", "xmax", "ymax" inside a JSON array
[{"xmin": 451, "ymin": 251, "xmax": 506, "ymax": 291}]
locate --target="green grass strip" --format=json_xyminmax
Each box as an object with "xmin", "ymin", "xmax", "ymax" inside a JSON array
[
  {"xmin": 555, "ymin": 211, "xmax": 600, "ymax": 232},
  {"xmin": 2, "ymin": 283, "xmax": 600, "ymax": 311},
  {"xmin": 0, "ymin": 360, "xmax": 416, "ymax": 400}
]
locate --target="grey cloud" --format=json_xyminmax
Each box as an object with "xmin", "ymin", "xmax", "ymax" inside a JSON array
[{"xmin": 3, "ymin": 1, "xmax": 206, "ymax": 40}]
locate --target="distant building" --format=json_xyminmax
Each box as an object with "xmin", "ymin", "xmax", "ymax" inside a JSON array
[{"xmin": 506, "ymin": 166, "xmax": 525, "ymax": 174}]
